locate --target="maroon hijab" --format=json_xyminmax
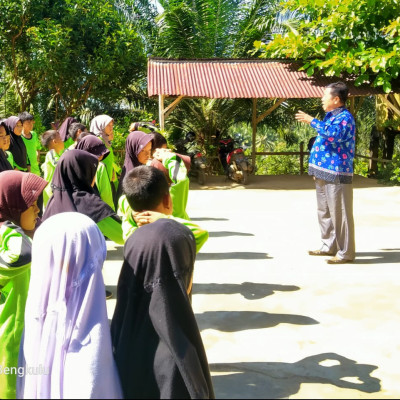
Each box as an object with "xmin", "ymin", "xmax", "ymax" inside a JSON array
[
  {"xmin": 58, "ymin": 117, "xmax": 78, "ymax": 142},
  {"xmin": 0, "ymin": 170, "xmax": 48, "ymax": 226},
  {"xmin": 76, "ymin": 135, "xmax": 110, "ymax": 159},
  {"xmin": 117, "ymin": 131, "xmax": 153, "ymax": 199},
  {"xmin": 123, "ymin": 131, "xmax": 153, "ymax": 172}
]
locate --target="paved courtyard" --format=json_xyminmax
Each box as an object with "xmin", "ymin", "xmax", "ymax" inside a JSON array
[{"xmin": 103, "ymin": 175, "xmax": 400, "ymax": 399}]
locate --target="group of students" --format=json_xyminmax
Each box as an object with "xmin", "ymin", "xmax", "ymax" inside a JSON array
[{"xmin": 0, "ymin": 113, "xmax": 215, "ymax": 398}]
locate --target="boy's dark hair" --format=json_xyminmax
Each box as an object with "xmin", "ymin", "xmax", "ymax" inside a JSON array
[
  {"xmin": 152, "ymin": 132, "xmax": 167, "ymax": 150},
  {"xmin": 123, "ymin": 165, "xmax": 170, "ymax": 212},
  {"xmin": 68, "ymin": 122, "xmax": 86, "ymax": 141},
  {"xmin": 326, "ymin": 82, "xmax": 349, "ymax": 104},
  {"xmin": 76, "ymin": 131, "xmax": 93, "ymax": 143},
  {"xmin": 18, "ymin": 111, "xmax": 34, "ymax": 123},
  {"xmin": 41, "ymin": 130, "xmax": 58, "ymax": 148}
]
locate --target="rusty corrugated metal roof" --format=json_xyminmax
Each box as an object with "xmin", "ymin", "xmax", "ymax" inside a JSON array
[{"xmin": 148, "ymin": 58, "xmax": 388, "ymax": 99}]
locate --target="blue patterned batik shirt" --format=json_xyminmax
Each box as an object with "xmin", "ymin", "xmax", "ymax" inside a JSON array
[{"xmin": 308, "ymin": 106, "xmax": 356, "ymax": 184}]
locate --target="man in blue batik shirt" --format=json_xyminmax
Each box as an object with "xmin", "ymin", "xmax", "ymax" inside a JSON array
[{"xmin": 296, "ymin": 82, "xmax": 356, "ymax": 264}]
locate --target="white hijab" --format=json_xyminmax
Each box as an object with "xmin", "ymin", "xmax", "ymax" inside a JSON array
[
  {"xmin": 89, "ymin": 115, "xmax": 113, "ymax": 147},
  {"xmin": 17, "ymin": 212, "xmax": 122, "ymax": 399}
]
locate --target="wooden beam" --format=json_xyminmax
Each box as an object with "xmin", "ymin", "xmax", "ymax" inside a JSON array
[
  {"xmin": 252, "ymin": 98, "xmax": 257, "ymax": 170},
  {"xmin": 159, "ymin": 94, "xmax": 165, "ymax": 130},
  {"xmin": 164, "ymin": 95, "xmax": 184, "ymax": 118},
  {"xmin": 380, "ymin": 95, "xmax": 400, "ymax": 118},
  {"xmin": 256, "ymin": 98, "xmax": 286, "ymax": 124},
  {"xmin": 349, "ymin": 97, "xmax": 355, "ymax": 115}
]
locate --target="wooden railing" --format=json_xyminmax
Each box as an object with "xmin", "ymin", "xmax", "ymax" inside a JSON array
[
  {"xmin": 255, "ymin": 142, "xmax": 393, "ymax": 175},
  {"xmin": 42, "ymin": 143, "xmax": 393, "ymax": 176}
]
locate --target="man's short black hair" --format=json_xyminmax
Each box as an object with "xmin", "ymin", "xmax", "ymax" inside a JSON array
[
  {"xmin": 152, "ymin": 132, "xmax": 168, "ymax": 150},
  {"xmin": 326, "ymin": 82, "xmax": 349, "ymax": 104},
  {"xmin": 68, "ymin": 122, "xmax": 86, "ymax": 141},
  {"xmin": 41, "ymin": 130, "xmax": 58, "ymax": 148},
  {"xmin": 18, "ymin": 111, "xmax": 34, "ymax": 123},
  {"xmin": 123, "ymin": 165, "xmax": 170, "ymax": 212}
]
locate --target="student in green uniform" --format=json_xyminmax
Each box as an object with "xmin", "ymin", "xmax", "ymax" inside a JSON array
[
  {"xmin": 18, "ymin": 112, "xmax": 40, "ymax": 176},
  {"xmin": 151, "ymin": 147, "xmax": 191, "ymax": 220},
  {"xmin": 0, "ymin": 122, "xmax": 13, "ymax": 172},
  {"xmin": 40, "ymin": 130, "xmax": 66, "ymax": 208},
  {"xmin": 119, "ymin": 165, "xmax": 208, "ymax": 252},
  {"xmin": 42, "ymin": 149, "xmax": 123, "ymax": 245},
  {"xmin": 58, "ymin": 117, "xmax": 78, "ymax": 149},
  {"xmin": 4, "ymin": 116, "xmax": 28, "ymax": 172},
  {"xmin": 67, "ymin": 122, "xmax": 87, "ymax": 149},
  {"xmin": 76, "ymin": 135, "xmax": 115, "ymax": 210},
  {"xmin": 90, "ymin": 115, "xmax": 120, "ymax": 206},
  {"xmin": 0, "ymin": 170, "xmax": 48, "ymax": 399}
]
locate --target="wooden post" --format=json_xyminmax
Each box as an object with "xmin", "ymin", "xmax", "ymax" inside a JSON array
[
  {"xmin": 349, "ymin": 97, "xmax": 355, "ymax": 116},
  {"xmin": 252, "ymin": 98, "xmax": 257, "ymax": 171},
  {"xmin": 300, "ymin": 142, "xmax": 304, "ymax": 175},
  {"xmin": 159, "ymin": 94, "xmax": 165, "ymax": 131}
]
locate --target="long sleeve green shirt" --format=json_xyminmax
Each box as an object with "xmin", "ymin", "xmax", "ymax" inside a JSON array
[
  {"xmin": 0, "ymin": 222, "xmax": 32, "ymax": 399},
  {"xmin": 22, "ymin": 131, "xmax": 41, "ymax": 176},
  {"xmin": 96, "ymin": 161, "xmax": 115, "ymax": 211},
  {"xmin": 117, "ymin": 195, "xmax": 208, "ymax": 252},
  {"xmin": 97, "ymin": 216, "xmax": 124, "ymax": 245},
  {"xmin": 163, "ymin": 153, "xmax": 190, "ymax": 220},
  {"xmin": 41, "ymin": 149, "xmax": 65, "ymax": 207}
]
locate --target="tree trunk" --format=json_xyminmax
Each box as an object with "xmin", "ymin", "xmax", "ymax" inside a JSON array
[
  {"xmin": 382, "ymin": 128, "xmax": 399, "ymax": 160},
  {"xmin": 368, "ymin": 126, "xmax": 380, "ymax": 177}
]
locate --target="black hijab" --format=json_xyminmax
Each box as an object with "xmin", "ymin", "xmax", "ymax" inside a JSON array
[
  {"xmin": 75, "ymin": 134, "xmax": 110, "ymax": 159},
  {"xmin": 58, "ymin": 117, "xmax": 78, "ymax": 142},
  {"xmin": 4, "ymin": 116, "xmax": 28, "ymax": 170},
  {"xmin": 42, "ymin": 149, "xmax": 118, "ymax": 224},
  {"xmin": 0, "ymin": 121, "xmax": 13, "ymax": 172},
  {"xmin": 111, "ymin": 219, "xmax": 214, "ymax": 399},
  {"xmin": 0, "ymin": 150, "xmax": 12, "ymax": 172}
]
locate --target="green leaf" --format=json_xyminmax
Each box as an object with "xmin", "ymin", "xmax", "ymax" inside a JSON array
[{"xmin": 383, "ymin": 81, "xmax": 392, "ymax": 93}]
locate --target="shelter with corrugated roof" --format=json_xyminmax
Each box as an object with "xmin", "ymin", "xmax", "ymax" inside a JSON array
[{"xmin": 147, "ymin": 57, "xmax": 400, "ymax": 169}]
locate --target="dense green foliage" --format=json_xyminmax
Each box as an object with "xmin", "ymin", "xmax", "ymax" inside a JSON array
[
  {"xmin": 0, "ymin": 0, "xmax": 399, "ymax": 181},
  {"xmin": 256, "ymin": 0, "xmax": 400, "ymax": 93},
  {"xmin": 0, "ymin": 0, "xmax": 148, "ymax": 122}
]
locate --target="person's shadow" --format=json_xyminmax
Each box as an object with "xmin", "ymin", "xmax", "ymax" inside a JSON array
[{"xmin": 210, "ymin": 353, "xmax": 381, "ymax": 398}]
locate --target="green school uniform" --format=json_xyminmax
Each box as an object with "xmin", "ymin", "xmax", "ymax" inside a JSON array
[
  {"xmin": 64, "ymin": 137, "xmax": 75, "ymax": 149},
  {"xmin": 117, "ymin": 195, "xmax": 208, "ymax": 252},
  {"xmin": 163, "ymin": 153, "xmax": 190, "ymax": 220},
  {"xmin": 41, "ymin": 149, "xmax": 65, "ymax": 207},
  {"xmin": 6, "ymin": 152, "xmax": 15, "ymax": 169},
  {"xmin": 96, "ymin": 161, "xmax": 115, "ymax": 211},
  {"xmin": 97, "ymin": 216, "xmax": 124, "ymax": 245},
  {"xmin": 98, "ymin": 138, "xmax": 120, "ymax": 183},
  {"xmin": 22, "ymin": 131, "xmax": 40, "ymax": 176},
  {"xmin": 0, "ymin": 222, "xmax": 32, "ymax": 399}
]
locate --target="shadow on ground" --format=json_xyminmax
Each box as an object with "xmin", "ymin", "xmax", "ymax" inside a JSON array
[
  {"xmin": 106, "ymin": 245, "xmax": 124, "ymax": 260},
  {"xmin": 193, "ymin": 282, "xmax": 300, "ymax": 300},
  {"xmin": 195, "ymin": 311, "xmax": 318, "ymax": 332},
  {"xmin": 191, "ymin": 217, "xmax": 229, "ymax": 221},
  {"xmin": 208, "ymin": 231, "xmax": 254, "ymax": 238},
  {"xmin": 354, "ymin": 250, "xmax": 400, "ymax": 264},
  {"xmin": 197, "ymin": 252, "xmax": 271, "ymax": 261},
  {"xmin": 210, "ymin": 353, "xmax": 381, "ymax": 399}
]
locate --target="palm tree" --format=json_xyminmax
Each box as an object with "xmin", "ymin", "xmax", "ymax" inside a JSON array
[{"xmin": 151, "ymin": 0, "xmax": 281, "ymax": 156}]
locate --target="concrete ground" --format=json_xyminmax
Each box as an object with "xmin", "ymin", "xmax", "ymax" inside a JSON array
[{"xmin": 103, "ymin": 174, "xmax": 400, "ymax": 399}]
